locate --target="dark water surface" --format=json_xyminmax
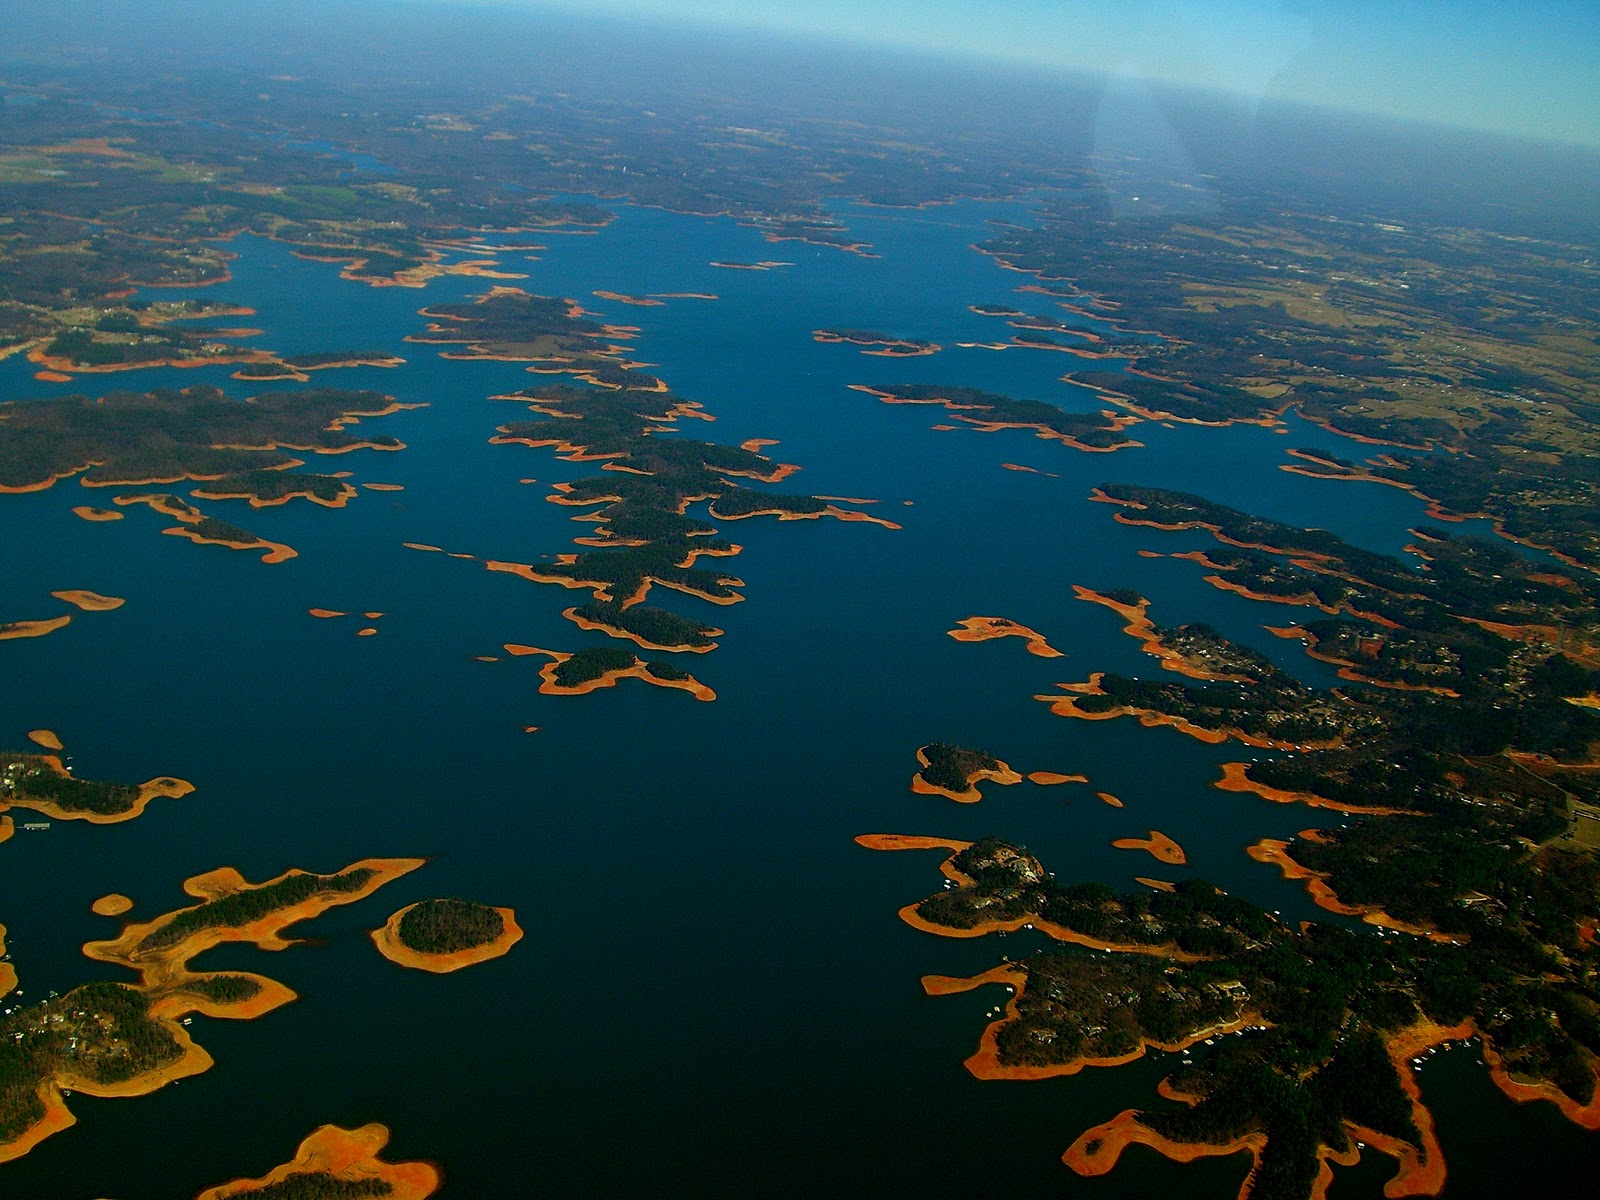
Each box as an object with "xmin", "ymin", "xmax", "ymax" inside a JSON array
[{"xmin": 1, "ymin": 199, "xmax": 1591, "ymax": 1198}]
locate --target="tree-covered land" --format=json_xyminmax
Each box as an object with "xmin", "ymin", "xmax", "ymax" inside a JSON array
[
  {"xmin": 395, "ymin": 899, "xmax": 504, "ymax": 955},
  {"xmin": 571, "ymin": 601, "xmax": 717, "ymax": 650},
  {"xmin": 906, "ymin": 837, "xmax": 1600, "ymax": 1200},
  {"xmin": 0, "ymin": 385, "xmax": 403, "ymax": 496},
  {"xmin": 916, "ymin": 743, "xmax": 1003, "ymax": 795},
  {"xmin": 0, "ymin": 982, "xmax": 184, "ymax": 1146},
  {"xmin": 140, "ymin": 868, "xmax": 378, "ymax": 952},
  {"xmin": 0, "ymin": 753, "xmax": 140, "ymax": 817},
  {"xmin": 858, "ymin": 383, "xmax": 1137, "ymax": 449}
]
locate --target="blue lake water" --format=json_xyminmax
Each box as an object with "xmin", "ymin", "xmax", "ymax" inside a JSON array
[{"xmin": 1, "ymin": 198, "xmax": 1592, "ymax": 1198}]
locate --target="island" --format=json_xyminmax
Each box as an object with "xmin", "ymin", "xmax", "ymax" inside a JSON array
[
  {"xmin": 812, "ymin": 328, "xmax": 939, "ymax": 356},
  {"xmin": 196, "ymin": 1123, "xmax": 439, "ymax": 1200},
  {"xmin": 848, "ymin": 384, "xmax": 1142, "ymax": 452},
  {"xmin": 0, "ymin": 750, "xmax": 193, "ymax": 825},
  {"xmin": 910, "ymin": 743, "xmax": 1022, "ymax": 803},
  {"xmin": 1, "ymin": 857, "xmax": 423, "ymax": 1162},
  {"xmin": 371, "ymin": 898, "xmax": 523, "ymax": 973},
  {"xmin": 502, "ymin": 644, "xmax": 715, "ymax": 700},
  {"xmin": 946, "ymin": 615, "xmax": 1063, "ymax": 657}
]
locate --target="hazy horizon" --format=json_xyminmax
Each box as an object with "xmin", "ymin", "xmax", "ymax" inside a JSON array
[{"xmin": 415, "ymin": 0, "xmax": 1600, "ymax": 150}]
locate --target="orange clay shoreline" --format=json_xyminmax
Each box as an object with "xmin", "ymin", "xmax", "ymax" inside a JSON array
[
  {"xmin": 1030, "ymin": 771, "xmax": 1088, "ymax": 785},
  {"xmin": 0, "ymin": 755, "xmax": 192, "ymax": 826},
  {"xmin": 50, "ymin": 589, "xmax": 124, "ymax": 612},
  {"xmin": 946, "ymin": 615, "xmax": 1063, "ymax": 658},
  {"xmin": 0, "ymin": 858, "xmax": 423, "ymax": 1163},
  {"xmin": 847, "ymin": 384, "xmax": 1142, "ymax": 453},
  {"xmin": 1073, "ymin": 585, "xmax": 1256, "ymax": 682},
  {"xmin": 371, "ymin": 903, "xmax": 524, "ymax": 974},
  {"xmin": 909, "ymin": 745, "xmax": 1023, "ymax": 804},
  {"xmin": 0, "ymin": 616, "xmax": 72, "ymax": 641},
  {"xmin": 811, "ymin": 330, "xmax": 940, "ymax": 356},
  {"xmin": 91, "ymin": 893, "xmax": 134, "ymax": 917},
  {"xmin": 196, "ymin": 1123, "xmax": 439, "ymax": 1200},
  {"xmin": 1111, "ymin": 829, "xmax": 1187, "ymax": 865},
  {"xmin": 502, "ymin": 643, "xmax": 715, "ymax": 701},
  {"xmin": 1248, "ymin": 836, "xmax": 1458, "ymax": 943},
  {"xmin": 1213, "ymin": 761, "xmax": 1414, "ymax": 816},
  {"xmin": 485, "ymin": 556, "xmax": 744, "ymax": 610},
  {"xmin": 1266, "ymin": 624, "xmax": 1460, "ymax": 696},
  {"xmin": 70, "ymin": 505, "xmax": 124, "ymax": 521},
  {"xmin": 562, "ymin": 606, "xmax": 721, "ymax": 653},
  {"xmin": 856, "ymin": 835, "xmax": 1208, "ymax": 959},
  {"xmin": 1278, "ymin": 461, "xmax": 1597, "ymax": 575},
  {"xmin": 1035, "ymin": 673, "xmax": 1339, "ymax": 751},
  {"xmin": 0, "ymin": 922, "xmax": 15, "ymax": 998},
  {"xmin": 925, "ymin": 963, "xmax": 1266, "ymax": 1081}
]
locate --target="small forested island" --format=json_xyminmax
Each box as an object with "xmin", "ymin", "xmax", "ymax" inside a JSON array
[
  {"xmin": 0, "ymin": 751, "xmax": 192, "ymax": 824},
  {"xmin": 1, "ymin": 857, "xmax": 422, "ymax": 1162},
  {"xmin": 848, "ymin": 383, "xmax": 1141, "ymax": 451},
  {"xmin": 867, "ymin": 834, "xmax": 1600, "ymax": 1200},
  {"xmin": 372, "ymin": 898, "xmax": 523, "ymax": 973},
  {"xmin": 812, "ymin": 328, "xmax": 940, "ymax": 356},
  {"xmin": 196, "ymin": 1123, "xmax": 439, "ymax": 1200},
  {"xmin": 911, "ymin": 743, "xmax": 1022, "ymax": 803}
]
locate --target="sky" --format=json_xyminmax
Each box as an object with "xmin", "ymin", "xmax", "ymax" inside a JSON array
[{"xmin": 424, "ymin": 0, "xmax": 1600, "ymax": 148}]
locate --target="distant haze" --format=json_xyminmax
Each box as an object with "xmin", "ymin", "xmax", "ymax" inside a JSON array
[{"xmin": 428, "ymin": 0, "xmax": 1600, "ymax": 149}]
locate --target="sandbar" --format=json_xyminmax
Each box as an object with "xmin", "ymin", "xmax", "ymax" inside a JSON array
[
  {"xmin": 92, "ymin": 893, "xmax": 134, "ymax": 917},
  {"xmin": 1135, "ymin": 877, "xmax": 1175, "ymax": 892},
  {"xmin": 371, "ymin": 903, "xmax": 524, "ymax": 973},
  {"xmin": 71, "ymin": 506, "xmax": 124, "ymax": 522},
  {"xmin": 27, "ymin": 729, "xmax": 63, "ymax": 751},
  {"xmin": 357, "ymin": 627, "xmax": 379, "ymax": 637},
  {"xmin": 0, "ymin": 616, "xmax": 71, "ymax": 641},
  {"xmin": 1028, "ymin": 771, "xmax": 1087, "ymax": 786},
  {"xmin": 309, "ymin": 608, "xmax": 346, "ymax": 618},
  {"xmin": 363, "ymin": 482, "xmax": 405, "ymax": 491},
  {"xmin": 910, "ymin": 745, "xmax": 1023, "ymax": 804},
  {"xmin": 196, "ymin": 1123, "xmax": 439, "ymax": 1200},
  {"xmin": 1097, "ymin": 791, "xmax": 1125, "ymax": 807},
  {"xmin": 1111, "ymin": 829, "xmax": 1187, "ymax": 865},
  {"xmin": 50, "ymin": 590, "xmax": 124, "ymax": 612},
  {"xmin": 946, "ymin": 615, "xmax": 1063, "ymax": 658}
]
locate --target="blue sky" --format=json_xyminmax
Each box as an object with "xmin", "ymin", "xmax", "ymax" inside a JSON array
[{"xmin": 425, "ymin": 0, "xmax": 1600, "ymax": 148}]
